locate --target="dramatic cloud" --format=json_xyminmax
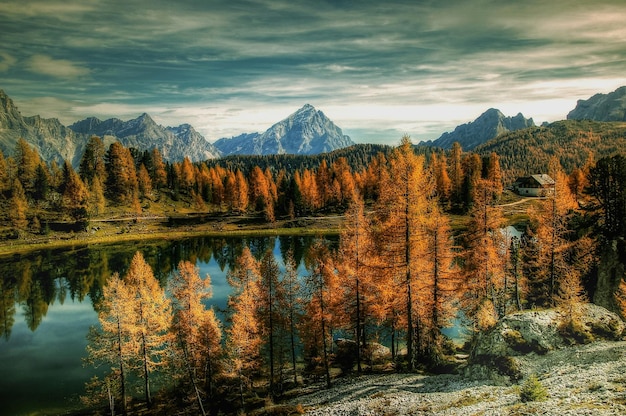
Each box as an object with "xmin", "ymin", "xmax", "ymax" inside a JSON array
[
  {"xmin": 1, "ymin": 0, "xmax": 625, "ymax": 143},
  {"xmin": 26, "ymin": 55, "xmax": 90, "ymax": 79},
  {"xmin": 0, "ymin": 53, "xmax": 16, "ymax": 72}
]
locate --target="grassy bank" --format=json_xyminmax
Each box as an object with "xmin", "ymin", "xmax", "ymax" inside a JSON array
[
  {"xmin": 0, "ymin": 214, "xmax": 342, "ymax": 257},
  {"xmin": 0, "ymin": 190, "xmax": 534, "ymax": 258}
]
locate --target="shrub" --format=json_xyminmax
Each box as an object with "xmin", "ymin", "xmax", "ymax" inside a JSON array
[{"xmin": 519, "ymin": 374, "xmax": 548, "ymax": 403}]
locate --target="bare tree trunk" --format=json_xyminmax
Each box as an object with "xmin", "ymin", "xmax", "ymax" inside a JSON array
[
  {"xmin": 107, "ymin": 378, "xmax": 115, "ymax": 416},
  {"xmin": 182, "ymin": 341, "xmax": 207, "ymax": 416},
  {"xmin": 116, "ymin": 316, "xmax": 127, "ymax": 416},
  {"xmin": 355, "ymin": 276, "xmax": 362, "ymax": 373},
  {"xmin": 238, "ymin": 368, "xmax": 245, "ymax": 413},
  {"xmin": 141, "ymin": 332, "xmax": 151, "ymax": 406},
  {"xmin": 405, "ymin": 180, "xmax": 414, "ymax": 371},
  {"xmin": 289, "ymin": 308, "xmax": 298, "ymax": 385},
  {"xmin": 319, "ymin": 284, "xmax": 331, "ymax": 389},
  {"xmin": 268, "ymin": 279, "xmax": 275, "ymax": 398}
]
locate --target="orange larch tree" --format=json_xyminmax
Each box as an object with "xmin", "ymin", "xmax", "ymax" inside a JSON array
[
  {"xmin": 85, "ymin": 272, "xmax": 134, "ymax": 415},
  {"xmin": 9, "ymin": 178, "xmax": 28, "ymax": 231},
  {"xmin": 170, "ymin": 260, "xmax": 221, "ymax": 415},
  {"xmin": 225, "ymin": 247, "xmax": 262, "ymax": 409},
  {"xmin": 137, "ymin": 163, "xmax": 153, "ymax": 201},
  {"xmin": 449, "ymin": 142, "xmax": 464, "ymax": 207},
  {"xmin": 105, "ymin": 142, "xmax": 139, "ymax": 206},
  {"xmin": 462, "ymin": 178, "xmax": 506, "ymax": 330},
  {"xmin": 257, "ymin": 249, "xmax": 283, "ymax": 397},
  {"xmin": 337, "ymin": 193, "xmax": 375, "ymax": 372},
  {"xmin": 124, "ymin": 252, "xmax": 172, "ymax": 406},
  {"xmin": 527, "ymin": 161, "xmax": 581, "ymax": 308},
  {"xmin": 281, "ymin": 250, "xmax": 301, "ymax": 384},
  {"xmin": 61, "ymin": 161, "xmax": 89, "ymax": 222},
  {"xmin": 234, "ymin": 170, "xmax": 249, "ymax": 213},
  {"xmin": 373, "ymin": 135, "xmax": 433, "ymax": 369},
  {"xmin": 418, "ymin": 203, "xmax": 461, "ymax": 363},
  {"xmin": 431, "ymin": 152, "xmax": 452, "ymax": 207},
  {"xmin": 150, "ymin": 148, "xmax": 168, "ymax": 189},
  {"xmin": 301, "ymin": 240, "xmax": 339, "ymax": 388}
]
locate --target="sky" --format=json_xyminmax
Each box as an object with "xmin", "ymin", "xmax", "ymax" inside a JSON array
[{"xmin": 1, "ymin": 0, "xmax": 625, "ymax": 145}]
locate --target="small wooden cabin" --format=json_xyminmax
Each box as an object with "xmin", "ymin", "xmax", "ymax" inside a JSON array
[{"xmin": 513, "ymin": 174, "xmax": 555, "ymax": 197}]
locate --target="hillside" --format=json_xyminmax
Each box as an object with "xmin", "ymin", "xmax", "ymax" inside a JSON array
[{"xmin": 474, "ymin": 120, "xmax": 626, "ymax": 184}]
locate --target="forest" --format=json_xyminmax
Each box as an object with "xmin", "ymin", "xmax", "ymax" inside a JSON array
[{"xmin": 1, "ymin": 133, "xmax": 626, "ymax": 414}]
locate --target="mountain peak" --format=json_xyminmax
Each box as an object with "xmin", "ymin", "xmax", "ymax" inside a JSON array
[
  {"xmin": 0, "ymin": 89, "xmax": 19, "ymax": 114},
  {"xmin": 480, "ymin": 108, "xmax": 504, "ymax": 117},
  {"xmin": 214, "ymin": 105, "xmax": 354, "ymax": 156},
  {"xmin": 134, "ymin": 112, "xmax": 155, "ymax": 124},
  {"xmin": 290, "ymin": 104, "xmax": 322, "ymax": 123}
]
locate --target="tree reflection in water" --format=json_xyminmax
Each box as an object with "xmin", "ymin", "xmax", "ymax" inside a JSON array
[
  {"xmin": 0, "ymin": 234, "xmax": 325, "ymax": 339},
  {"xmin": 0, "ymin": 234, "xmax": 332, "ymax": 415}
]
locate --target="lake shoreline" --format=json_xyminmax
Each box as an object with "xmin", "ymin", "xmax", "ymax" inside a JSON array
[{"xmin": 0, "ymin": 213, "xmax": 342, "ymax": 257}]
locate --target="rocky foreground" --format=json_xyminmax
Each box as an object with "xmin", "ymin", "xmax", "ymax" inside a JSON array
[{"xmin": 287, "ymin": 305, "xmax": 626, "ymax": 415}]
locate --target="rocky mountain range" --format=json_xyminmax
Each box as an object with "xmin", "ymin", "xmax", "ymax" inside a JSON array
[
  {"xmin": 3, "ymin": 85, "xmax": 626, "ymax": 167},
  {"xmin": 0, "ymin": 91, "xmax": 357, "ymax": 165},
  {"xmin": 567, "ymin": 85, "xmax": 626, "ymax": 121},
  {"xmin": 69, "ymin": 114, "xmax": 222, "ymax": 162},
  {"xmin": 424, "ymin": 108, "xmax": 535, "ymax": 150},
  {"xmin": 213, "ymin": 104, "xmax": 355, "ymax": 156}
]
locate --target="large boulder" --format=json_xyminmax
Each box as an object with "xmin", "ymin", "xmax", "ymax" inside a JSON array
[
  {"xmin": 365, "ymin": 342, "xmax": 392, "ymax": 364},
  {"xmin": 472, "ymin": 309, "xmax": 562, "ymax": 358},
  {"xmin": 334, "ymin": 339, "xmax": 392, "ymax": 370},
  {"xmin": 467, "ymin": 304, "xmax": 625, "ymax": 382}
]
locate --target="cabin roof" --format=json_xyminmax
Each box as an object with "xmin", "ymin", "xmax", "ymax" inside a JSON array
[
  {"xmin": 514, "ymin": 174, "xmax": 555, "ymax": 187},
  {"xmin": 529, "ymin": 174, "xmax": 555, "ymax": 186}
]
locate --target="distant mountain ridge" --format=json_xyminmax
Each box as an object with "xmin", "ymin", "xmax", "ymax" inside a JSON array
[
  {"xmin": 425, "ymin": 108, "xmax": 535, "ymax": 150},
  {"xmin": 567, "ymin": 86, "xmax": 626, "ymax": 121},
  {"xmin": 0, "ymin": 89, "xmax": 221, "ymax": 165},
  {"xmin": 0, "ymin": 90, "xmax": 356, "ymax": 166},
  {"xmin": 213, "ymin": 104, "xmax": 355, "ymax": 156},
  {"xmin": 69, "ymin": 114, "xmax": 221, "ymax": 162}
]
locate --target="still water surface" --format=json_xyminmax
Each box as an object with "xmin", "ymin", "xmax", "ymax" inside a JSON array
[{"xmin": 0, "ymin": 235, "xmax": 327, "ymax": 416}]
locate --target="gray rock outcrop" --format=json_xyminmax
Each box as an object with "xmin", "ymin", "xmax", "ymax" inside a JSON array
[{"xmin": 0, "ymin": 90, "xmax": 85, "ymax": 166}]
